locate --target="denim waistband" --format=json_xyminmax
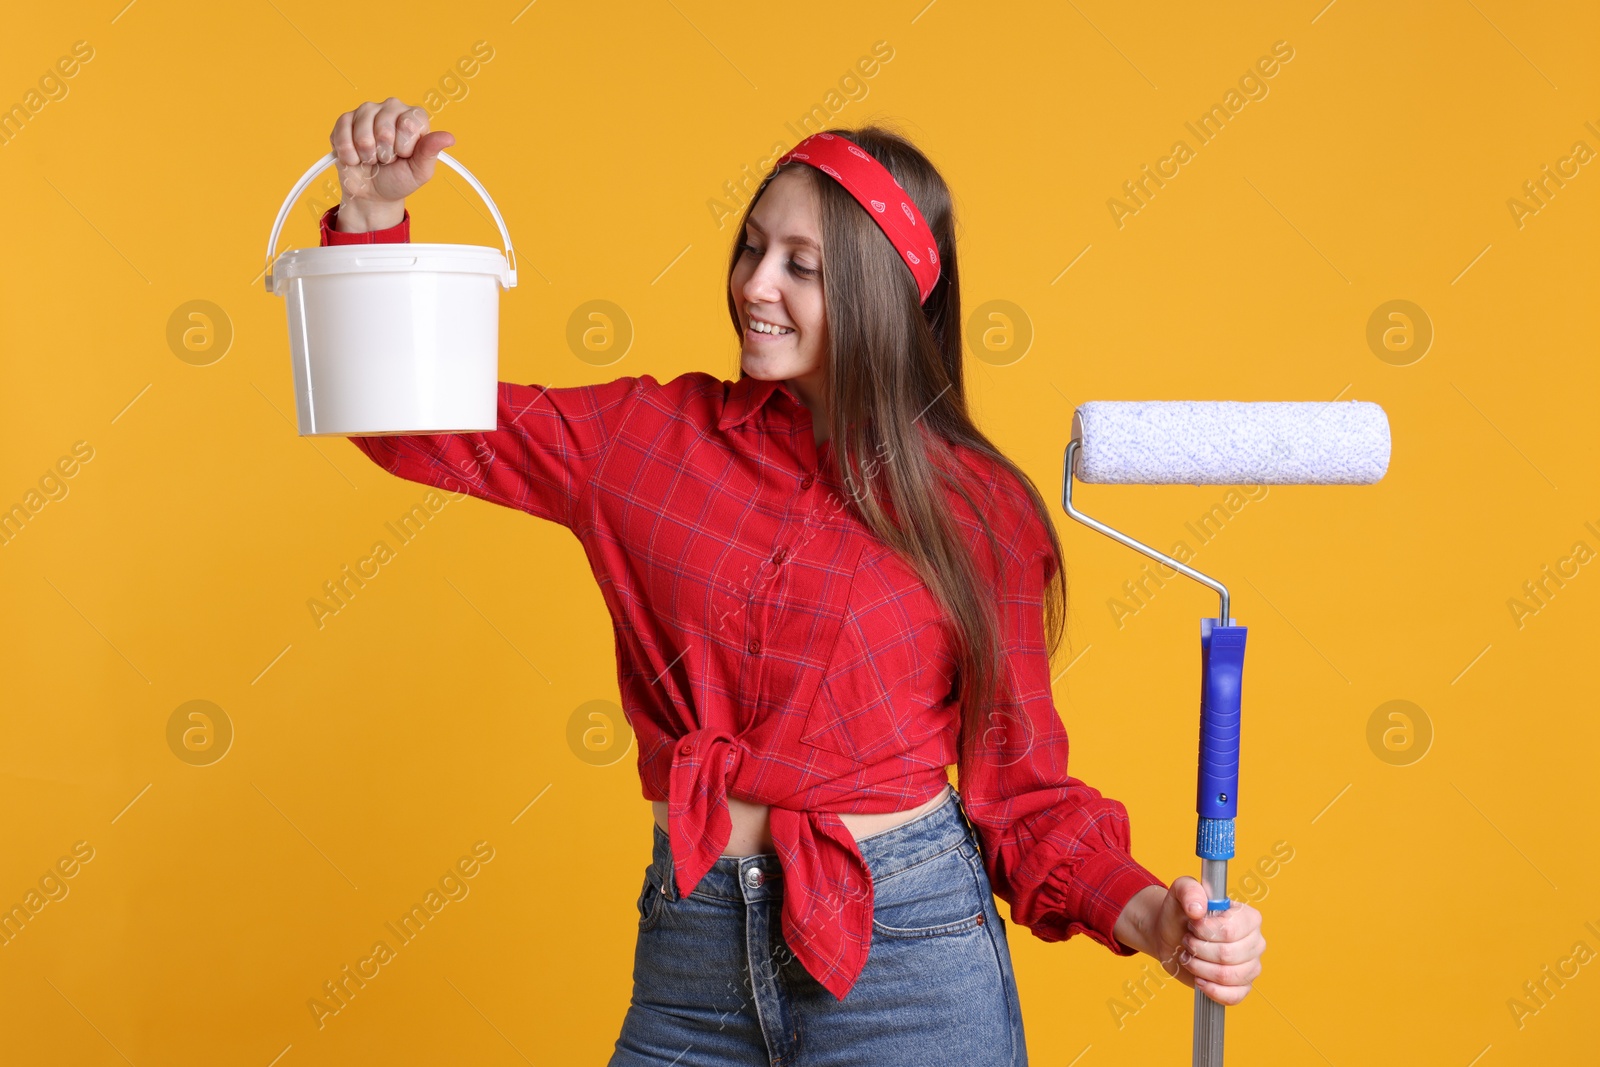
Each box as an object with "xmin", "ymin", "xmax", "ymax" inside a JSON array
[{"xmin": 649, "ymin": 784, "xmax": 976, "ymax": 905}]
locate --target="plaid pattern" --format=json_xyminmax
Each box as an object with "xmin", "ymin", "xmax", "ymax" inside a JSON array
[{"xmin": 324, "ymin": 205, "xmax": 1167, "ymax": 1000}]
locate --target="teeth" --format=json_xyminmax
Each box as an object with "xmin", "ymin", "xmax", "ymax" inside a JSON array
[{"xmin": 751, "ymin": 320, "xmax": 793, "ymax": 335}]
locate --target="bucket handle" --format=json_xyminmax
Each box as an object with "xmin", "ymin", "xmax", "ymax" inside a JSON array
[{"xmin": 264, "ymin": 150, "xmax": 518, "ymax": 293}]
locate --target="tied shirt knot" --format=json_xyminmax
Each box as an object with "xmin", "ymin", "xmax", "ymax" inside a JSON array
[
  {"xmin": 667, "ymin": 726, "xmax": 878, "ymax": 1001},
  {"xmin": 666, "ymin": 726, "xmax": 746, "ymax": 900}
]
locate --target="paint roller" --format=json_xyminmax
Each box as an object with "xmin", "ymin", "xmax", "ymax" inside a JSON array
[{"xmin": 1060, "ymin": 400, "xmax": 1392, "ymax": 1067}]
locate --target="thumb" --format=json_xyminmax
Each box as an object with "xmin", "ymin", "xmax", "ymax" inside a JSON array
[
  {"xmin": 408, "ymin": 130, "xmax": 456, "ymax": 180},
  {"xmin": 1169, "ymin": 875, "xmax": 1210, "ymax": 925}
]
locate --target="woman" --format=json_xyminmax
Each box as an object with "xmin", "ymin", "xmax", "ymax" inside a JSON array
[{"xmin": 322, "ymin": 98, "xmax": 1265, "ymax": 1065}]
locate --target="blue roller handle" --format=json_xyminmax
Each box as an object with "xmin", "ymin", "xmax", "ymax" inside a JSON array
[{"xmin": 1195, "ymin": 619, "xmax": 1247, "ymax": 910}]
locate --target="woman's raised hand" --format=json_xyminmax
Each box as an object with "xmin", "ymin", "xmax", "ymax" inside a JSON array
[{"xmin": 327, "ymin": 98, "xmax": 454, "ymax": 230}]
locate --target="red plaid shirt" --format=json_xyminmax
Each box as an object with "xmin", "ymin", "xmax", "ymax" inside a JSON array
[{"xmin": 320, "ymin": 204, "xmax": 1166, "ymax": 1000}]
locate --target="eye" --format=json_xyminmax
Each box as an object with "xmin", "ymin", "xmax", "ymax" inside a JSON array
[{"xmin": 739, "ymin": 241, "xmax": 819, "ymax": 279}]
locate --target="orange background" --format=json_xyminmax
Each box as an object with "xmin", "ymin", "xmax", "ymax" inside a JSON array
[{"xmin": 1, "ymin": 1, "xmax": 1596, "ymax": 1063}]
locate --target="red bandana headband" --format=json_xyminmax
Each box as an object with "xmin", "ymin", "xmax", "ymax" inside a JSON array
[{"xmin": 775, "ymin": 132, "xmax": 942, "ymax": 304}]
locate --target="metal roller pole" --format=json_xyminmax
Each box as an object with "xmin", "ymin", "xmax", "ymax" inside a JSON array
[
  {"xmin": 1193, "ymin": 858, "xmax": 1228, "ymax": 1065},
  {"xmin": 1062, "ymin": 442, "xmax": 1248, "ymax": 1067}
]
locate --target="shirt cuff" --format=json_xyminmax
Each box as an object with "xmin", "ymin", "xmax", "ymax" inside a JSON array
[
  {"xmin": 320, "ymin": 204, "xmax": 410, "ymax": 246},
  {"xmin": 1038, "ymin": 847, "xmax": 1169, "ymax": 957}
]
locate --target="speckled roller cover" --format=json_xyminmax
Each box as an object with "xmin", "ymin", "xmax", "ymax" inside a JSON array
[{"xmin": 1070, "ymin": 400, "xmax": 1391, "ymax": 485}]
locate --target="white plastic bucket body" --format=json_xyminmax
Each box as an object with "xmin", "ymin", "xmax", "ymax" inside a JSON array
[
  {"xmin": 264, "ymin": 151, "xmax": 518, "ymax": 436},
  {"xmin": 273, "ymin": 244, "xmax": 507, "ymax": 435}
]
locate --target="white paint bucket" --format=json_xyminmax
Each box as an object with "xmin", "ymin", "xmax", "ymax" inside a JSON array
[{"xmin": 264, "ymin": 151, "xmax": 518, "ymax": 436}]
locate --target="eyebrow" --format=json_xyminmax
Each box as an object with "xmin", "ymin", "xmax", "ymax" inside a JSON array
[{"xmin": 746, "ymin": 217, "xmax": 820, "ymax": 252}]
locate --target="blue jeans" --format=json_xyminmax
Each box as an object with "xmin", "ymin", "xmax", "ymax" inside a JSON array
[{"xmin": 609, "ymin": 786, "xmax": 1029, "ymax": 1066}]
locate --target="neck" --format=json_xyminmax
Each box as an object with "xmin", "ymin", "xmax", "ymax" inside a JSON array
[{"xmin": 787, "ymin": 375, "xmax": 831, "ymax": 447}]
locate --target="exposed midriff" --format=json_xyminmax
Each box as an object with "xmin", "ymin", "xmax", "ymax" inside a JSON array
[{"xmin": 651, "ymin": 782, "xmax": 953, "ymax": 856}]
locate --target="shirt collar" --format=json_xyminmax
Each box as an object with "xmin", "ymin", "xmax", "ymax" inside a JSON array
[{"xmin": 718, "ymin": 373, "xmax": 806, "ymax": 431}]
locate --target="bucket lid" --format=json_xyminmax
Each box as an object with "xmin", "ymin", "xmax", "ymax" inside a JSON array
[{"xmin": 270, "ymin": 243, "xmax": 512, "ymax": 295}]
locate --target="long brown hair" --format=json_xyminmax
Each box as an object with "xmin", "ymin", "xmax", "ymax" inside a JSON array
[{"xmin": 723, "ymin": 123, "xmax": 1071, "ymax": 769}]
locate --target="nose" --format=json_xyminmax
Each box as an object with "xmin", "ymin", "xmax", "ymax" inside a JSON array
[{"xmin": 739, "ymin": 250, "xmax": 783, "ymax": 307}]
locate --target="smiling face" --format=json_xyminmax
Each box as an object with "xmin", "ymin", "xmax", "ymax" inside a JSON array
[{"xmin": 730, "ymin": 168, "xmax": 829, "ymax": 415}]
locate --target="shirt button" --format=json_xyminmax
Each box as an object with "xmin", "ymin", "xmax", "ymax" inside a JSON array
[
  {"xmin": 747, "ymin": 638, "xmax": 761, "ymax": 655},
  {"xmin": 743, "ymin": 867, "xmax": 765, "ymax": 888},
  {"xmin": 800, "ymin": 472, "xmax": 815, "ymax": 490},
  {"xmin": 772, "ymin": 547, "xmax": 787, "ymax": 565},
  {"xmin": 679, "ymin": 740, "xmax": 694, "ymax": 756}
]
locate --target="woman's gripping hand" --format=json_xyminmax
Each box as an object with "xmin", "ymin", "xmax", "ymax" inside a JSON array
[
  {"xmin": 1116, "ymin": 877, "xmax": 1266, "ymax": 1006},
  {"xmin": 327, "ymin": 97, "xmax": 454, "ymax": 231}
]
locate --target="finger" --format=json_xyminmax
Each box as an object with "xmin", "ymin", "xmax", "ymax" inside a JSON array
[
  {"xmin": 1195, "ymin": 976, "xmax": 1251, "ymax": 1007},
  {"xmin": 350, "ymin": 100, "xmax": 382, "ymax": 165},
  {"xmin": 1184, "ymin": 931, "xmax": 1265, "ymax": 966},
  {"xmin": 371, "ymin": 97, "xmax": 411, "ymax": 164},
  {"xmin": 407, "ymin": 130, "xmax": 456, "ymax": 183},
  {"xmin": 1159, "ymin": 877, "xmax": 1207, "ymax": 945},
  {"xmin": 1181, "ymin": 951, "xmax": 1261, "ymax": 988},
  {"xmin": 1191, "ymin": 901, "xmax": 1260, "ymax": 943},
  {"xmin": 393, "ymin": 104, "xmax": 430, "ymax": 157},
  {"xmin": 329, "ymin": 110, "xmax": 360, "ymax": 167},
  {"xmin": 1172, "ymin": 876, "xmax": 1209, "ymax": 922}
]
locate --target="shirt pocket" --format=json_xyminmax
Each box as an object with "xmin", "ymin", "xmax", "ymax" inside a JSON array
[{"xmin": 798, "ymin": 543, "xmax": 956, "ymax": 762}]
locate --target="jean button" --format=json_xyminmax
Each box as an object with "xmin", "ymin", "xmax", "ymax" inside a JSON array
[{"xmin": 743, "ymin": 866, "xmax": 765, "ymax": 888}]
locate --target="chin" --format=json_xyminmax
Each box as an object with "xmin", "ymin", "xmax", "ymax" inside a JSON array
[
  {"xmin": 740, "ymin": 352, "xmax": 791, "ymax": 379},
  {"xmin": 742, "ymin": 349, "xmax": 819, "ymax": 381}
]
